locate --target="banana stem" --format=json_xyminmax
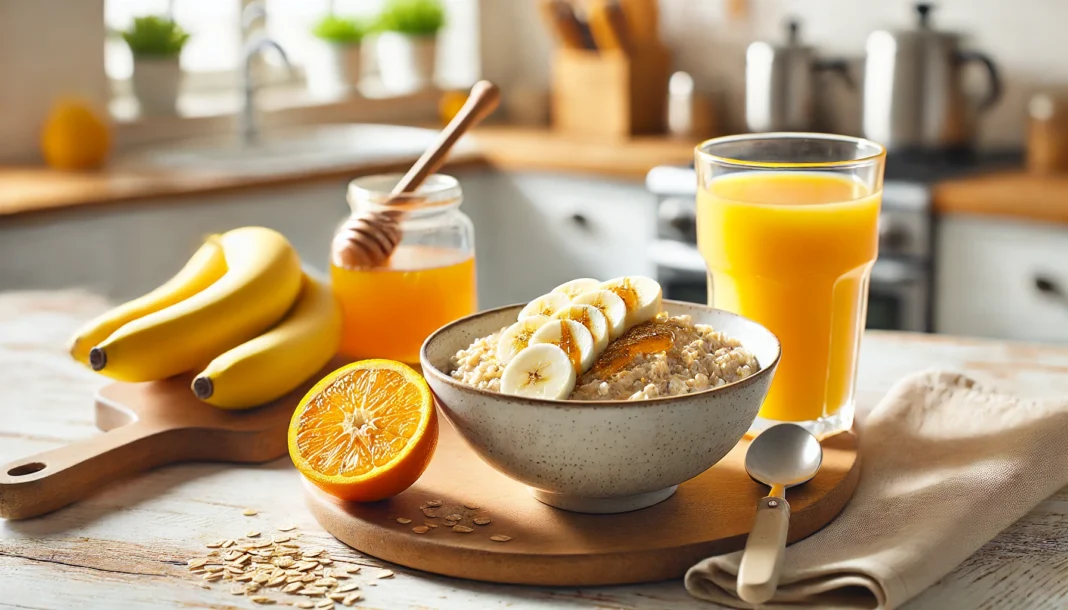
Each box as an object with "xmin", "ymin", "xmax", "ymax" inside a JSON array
[
  {"xmin": 89, "ymin": 347, "xmax": 107, "ymax": 371},
  {"xmin": 192, "ymin": 376, "xmax": 214, "ymax": 400}
]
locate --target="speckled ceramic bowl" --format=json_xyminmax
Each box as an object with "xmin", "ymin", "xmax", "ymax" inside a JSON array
[{"xmin": 420, "ymin": 300, "xmax": 780, "ymax": 514}]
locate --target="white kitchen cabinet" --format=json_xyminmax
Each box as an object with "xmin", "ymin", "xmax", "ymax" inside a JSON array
[
  {"xmin": 0, "ymin": 168, "xmax": 657, "ymax": 310},
  {"xmin": 936, "ymin": 214, "xmax": 1068, "ymax": 342},
  {"xmin": 460, "ymin": 170, "xmax": 657, "ymax": 308}
]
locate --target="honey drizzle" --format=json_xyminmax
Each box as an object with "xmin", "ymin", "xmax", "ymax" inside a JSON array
[
  {"xmin": 558, "ymin": 322, "xmax": 581, "ymax": 373},
  {"xmin": 608, "ymin": 279, "xmax": 639, "ymax": 311}
]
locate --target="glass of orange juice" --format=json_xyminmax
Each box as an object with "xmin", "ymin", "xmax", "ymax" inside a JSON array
[
  {"xmin": 696, "ymin": 133, "xmax": 886, "ymax": 438},
  {"xmin": 331, "ymin": 174, "xmax": 477, "ymax": 365}
]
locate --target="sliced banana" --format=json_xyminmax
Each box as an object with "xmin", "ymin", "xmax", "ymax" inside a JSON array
[
  {"xmin": 552, "ymin": 304, "xmax": 609, "ymax": 356},
  {"xmin": 599, "ymin": 276, "xmax": 663, "ymax": 329},
  {"xmin": 500, "ymin": 344, "xmax": 577, "ymax": 400},
  {"xmin": 496, "ymin": 315, "xmax": 551, "ymax": 365},
  {"xmin": 573, "ymin": 290, "xmax": 628, "ymax": 340},
  {"xmin": 530, "ymin": 319, "xmax": 596, "ymax": 374},
  {"xmin": 551, "ymin": 278, "xmax": 601, "ymax": 300},
  {"xmin": 518, "ymin": 292, "xmax": 571, "ymax": 319}
]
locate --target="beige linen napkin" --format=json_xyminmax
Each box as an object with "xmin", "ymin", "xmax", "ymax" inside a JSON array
[{"xmin": 685, "ymin": 370, "xmax": 1068, "ymax": 610}]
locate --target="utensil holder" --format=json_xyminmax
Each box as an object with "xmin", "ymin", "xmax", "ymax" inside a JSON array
[{"xmin": 551, "ymin": 44, "xmax": 670, "ymax": 139}]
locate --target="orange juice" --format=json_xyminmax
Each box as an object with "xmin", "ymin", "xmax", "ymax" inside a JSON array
[
  {"xmin": 697, "ymin": 172, "xmax": 880, "ymax": 424},
  {"xmin": 331, "ymin": 245, "xmax": 477, "ymax": 364}
]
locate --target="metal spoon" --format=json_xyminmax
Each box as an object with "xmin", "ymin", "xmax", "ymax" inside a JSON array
[{"xmin": 736, "ymin": 423, "xmax": 823, "ymax": 605}]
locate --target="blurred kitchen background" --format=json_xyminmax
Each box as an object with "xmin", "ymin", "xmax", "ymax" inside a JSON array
[{"xmin": 1, "ymin": 0, "xmax": 1066, "ymax": 343}]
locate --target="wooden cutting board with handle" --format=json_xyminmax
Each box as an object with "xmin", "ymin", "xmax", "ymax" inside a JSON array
[
  {"xmin": 305, "ymin": 417, "xmax": 861, "ymax": 586},
  {"xmin": 0, "ymin": 359, "xmax": 344, "ymax": 520}
]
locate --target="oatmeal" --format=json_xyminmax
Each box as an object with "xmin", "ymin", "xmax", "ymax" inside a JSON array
[{"xmin": 449, "ymin": 313, "xmax": 759, "ymax": 400}]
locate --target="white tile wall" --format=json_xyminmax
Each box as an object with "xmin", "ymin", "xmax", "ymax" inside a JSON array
[
  {"xmin": 0, "ymin": 0, "xmax": 109, "ymax": 164},
  {"xmin": 481, "ymin": 0, "xmax": 1068, "ymax": 148}
]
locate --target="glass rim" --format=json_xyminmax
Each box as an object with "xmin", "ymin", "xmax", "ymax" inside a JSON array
[
  {"xmin": 347, "ymin": 173, "xmax": 462, "ymax": 212},
  {"xmin": 695, "ymin": 132, "xmax": 887, "ymax": 170}
]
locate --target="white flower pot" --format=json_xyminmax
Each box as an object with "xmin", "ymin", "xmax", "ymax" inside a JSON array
[
  {"xmin": 131, "ymin": 57, "xmax": 181, "ymax": 117},
  {"xmin": 305, "ymin": 41, "xmax": 363, "ymax": 98},
  {"xmin": 375, "ymin": 33, "xmax": 438, "ymax": 93}
]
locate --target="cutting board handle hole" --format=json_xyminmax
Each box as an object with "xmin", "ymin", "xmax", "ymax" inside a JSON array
[{"xmin": 7, "ymin": 462, "xmax": 46, "ymax": 476}]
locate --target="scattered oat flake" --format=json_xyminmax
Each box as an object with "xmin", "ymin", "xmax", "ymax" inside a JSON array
[
  {"xmin": 446, "ymin": 513, "xmax": 463, "ymax": 521},
  {"xmin": 424, "ymin": 521, "xmax": 439, "ymax": 528},
  {"xmin": 452, "ymin": 525, "xmax": 474, "ymax": 533},
  {"xmin": 243, "ymin": 508, "xmax": 259, "ymax": 516},
  {"xmin": 230, "ymin": 586, "xmax": 244, "ymax": 595},
  {"xmin": 296, "ymin": 603, "xmax": 315, "ymax": 609},
  {"xmin": 236, "ymin": 573, "xmax": 253, "ymax": 582},
  {"xmin": 319, "ymin": 558, "xmax": 334, "ymax": 566},
  {"xmin": 250, "ymin": 596, "xmax": 274, "ymax": 605},
  {"xmin": 188, "ymin": 558, "xmax": 209, "ymax": 569},
  {"xmin": 329, "ymin": 592, "xmax": 348, "ymax": 601},
  {"xmin": 203, "ymin": 572, "xmax": 223, "ymax": 582},
  {"xmin": 473, "ymin": 517, "xmax": 491, "ymax": 525},
  {"xmin": 464, "ymin": 503, "xmax": 481, "ymax": 510},
  {"xmin": 198, "ymin": 583, "xmax": 211, "ymax": 590},
  {"xmin": 278, "ymin": 523, "xmax": 297, "ymax": 531},
  {"xmin": 247, "ymin": 530, "xmax": 261, "ymax": 537},
  {"xmin": 490, "ymin": 535, "xmax": 513, "ymax": 542},
  {"xmin": 205, "ymin": 565, "xmax": 225, "ymax": 573},
  {"xmin": 412, "ymin": 526, "xmax": 430, "ymax": 534},
  {"xmin": 395, "ymin": 517, "xmax": 412, "ymax": 524},
  {"xmin": 301, "ymin": 586, "xmax": 327, "ymax": 595},
  {"xmin": 421, "ymin": 508, "xmax": 438, "ymax": 517},
  {"xmin": 206, "ymin": 541, "xmax": 223, "ymax": 549},
  {"xmin": 342, "ymin": 593, "xmax": 362, "ymax": 605},
  {"xmin": 341, "ymin": 565, "xmax": 361, "ymax": 575},
  {"xmin": 283, "ymin": 582, "xmax": 303, "ymax": 593},
  {"xmin": 376, "ymin": 570, "xmax": 394, "ymax": 579},
  {"xmin": 316, "ymin": 600, "xmax": 335, "ymax": 609},
  {"xmin": 426, "ymin": 499, "xmax": 443, "ymax": 507},
  {"xmin": 336, "ymin": 583, "xmax": 359, "ymax": 593}
]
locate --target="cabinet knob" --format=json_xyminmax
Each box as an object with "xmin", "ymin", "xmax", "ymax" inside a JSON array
[
  {"xmin": 569, "ymin": 212, "xmax": 590, "ymax": 229},
  {"xmin": 1035, "ymin": 274, "xmax": 1064, "ymax": 297}
]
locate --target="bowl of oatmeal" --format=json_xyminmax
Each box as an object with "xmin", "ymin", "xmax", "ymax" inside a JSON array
[{"xmin": 419, "ymin": 300, "xmax": 780, "ymax": 514}]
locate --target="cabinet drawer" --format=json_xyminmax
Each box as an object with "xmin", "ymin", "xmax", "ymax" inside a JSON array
[{"xmin": 936, "ymin": 216, "xmax": 1068, "ymax": 342}]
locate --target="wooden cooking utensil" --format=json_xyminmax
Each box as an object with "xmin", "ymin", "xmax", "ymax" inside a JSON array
[
  {"xmin": 587, "ymin": 0, "xmax": 631, "ymax": 53},
  {"xmin": 0, "ymin": 359, "xmax": 344, "ymax": 520},
  {"xmin": 539, "ymin": 0, "xmax": 588, "ymax": 50},
  {"xmin": 331, "ymin": 80, "xmax": 500, "ymax": 269},
  {"xmin": 618, "ymin": 0, "xmax": 659, "ymax": 46}
]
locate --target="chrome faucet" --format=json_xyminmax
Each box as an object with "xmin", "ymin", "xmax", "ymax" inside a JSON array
[{"xmin": 240, "ymin": 36, "xmax": 291, "ymax": 144}]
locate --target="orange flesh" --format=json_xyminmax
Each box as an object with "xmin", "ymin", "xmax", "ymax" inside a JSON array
[
  {"xmin": 589, "ymin": 321, "xmax": 675, "ymax": 378},
  {"xmin": 295, "ymin": 367, "xmax": 424, "ymax": 477}
]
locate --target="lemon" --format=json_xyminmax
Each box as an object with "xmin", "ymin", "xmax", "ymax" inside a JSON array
[{"xmin": 40, "ymin": 99, "xmax": 111, "ymax": 170}]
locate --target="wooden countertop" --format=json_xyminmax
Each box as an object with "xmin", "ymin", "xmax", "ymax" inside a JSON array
[
  {"xmin": 933, "ymin": 171, "xmax": 1068, "ymax": 224},
  {"xmin": 0, "ymin": 127, "xmax": 701, "ymax": 218},
  {"xmin": 4, "ymin": 289, "xmax": 1068, "ymax": 609}
]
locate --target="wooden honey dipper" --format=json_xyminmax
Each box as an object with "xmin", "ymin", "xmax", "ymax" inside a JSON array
[{"xmin": 332, "ymin": 80, "xmax": 501, "ymax": 269}]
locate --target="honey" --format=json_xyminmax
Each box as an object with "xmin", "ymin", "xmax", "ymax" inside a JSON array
[
  {"xmin": 331, "ymin": 245, "xmax": 477, "ymax": 364},
  {"xmin": 589, "ymin": 321, "xmax": 676, "ymax": 378}
]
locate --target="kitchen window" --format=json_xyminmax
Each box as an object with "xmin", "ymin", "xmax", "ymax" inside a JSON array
[{"xmin": 105, "ymin": 0, "xmax": 479, "ymax": 108}]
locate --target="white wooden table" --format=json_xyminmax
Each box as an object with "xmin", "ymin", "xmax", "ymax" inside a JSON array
[{"xmin": 2, "ymin": 290, "xmax": 1067, "ymax": 610}]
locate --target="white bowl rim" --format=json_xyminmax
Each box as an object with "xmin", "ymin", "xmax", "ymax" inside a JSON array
[{"xmin": 419, "ymin": 299, "xmax": 781, "ymax": 408}]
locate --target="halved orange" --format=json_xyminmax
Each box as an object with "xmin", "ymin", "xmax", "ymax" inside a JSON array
[{"xmin": 288, "ymin": 359, "xmax": 438, "ymax": 502}]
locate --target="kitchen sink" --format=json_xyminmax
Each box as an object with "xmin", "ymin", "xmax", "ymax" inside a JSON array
[{"xmin": 120, "ymin": 124, "xmax": 449, "ymax": 175}]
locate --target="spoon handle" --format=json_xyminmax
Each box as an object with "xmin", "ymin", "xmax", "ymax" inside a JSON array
[{"xmin": 736, "ymin": 496, "xmax": 791, "ymax": 605}]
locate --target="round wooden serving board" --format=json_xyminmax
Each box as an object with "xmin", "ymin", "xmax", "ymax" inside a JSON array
[{"xmin": 304, "ymin": 416, "xmax": 860, "ymax": 586}]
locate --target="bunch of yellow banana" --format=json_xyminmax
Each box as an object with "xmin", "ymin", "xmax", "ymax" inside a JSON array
[{"xmin": 69, "ymin": 226, "xmax": 342, "ymax": 409}]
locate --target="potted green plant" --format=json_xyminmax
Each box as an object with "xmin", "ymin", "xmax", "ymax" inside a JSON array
[
  {"xmin": 374, "ymin": 0, "xmax": 446, "ymax": 92},
  {"xmin": 307, "ymin": 15, "xmax": 368, "ymax": 97},
  {"xmin": 121, "ymin": 15, "xmax": 190, "ymax": 116}
]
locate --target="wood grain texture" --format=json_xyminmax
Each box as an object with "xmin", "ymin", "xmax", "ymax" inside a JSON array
[
  {"xmin": 0, "ymin": 358, "xmax": 343, "ymax": 520},
  {"xmin": 305, "ymin": 422, "xmax": 858, "ymax": 586},
  {"xmin": 933, "ymin": 171, "xmax": 1068, "ymax": 224},
  {"xmin": 3, "ymin": 291, "xmax": 1068, "ymax": 609}
]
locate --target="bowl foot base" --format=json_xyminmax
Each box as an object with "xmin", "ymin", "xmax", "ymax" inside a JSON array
[{"xmin": 529, "ymin": 485, "xmax": 678, "ymax": 514}]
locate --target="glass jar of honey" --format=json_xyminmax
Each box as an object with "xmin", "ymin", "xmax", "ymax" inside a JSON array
[{"xmin": 330, "ymin": 173, "xmax": 477, "ymax": 364}]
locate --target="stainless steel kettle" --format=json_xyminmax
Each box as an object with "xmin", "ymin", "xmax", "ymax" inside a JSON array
[
  {"xmin": 863, "ymin": 3, "xmax": 1001, "ymax": 151},
  {"xmin": 746, "ymin": 20, "xmax": 852, "ymax": 132}
]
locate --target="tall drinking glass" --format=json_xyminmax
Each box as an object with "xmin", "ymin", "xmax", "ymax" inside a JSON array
[{"xmin": 695, "ymin": 134, "xmax": 886, "ymax": 438}]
